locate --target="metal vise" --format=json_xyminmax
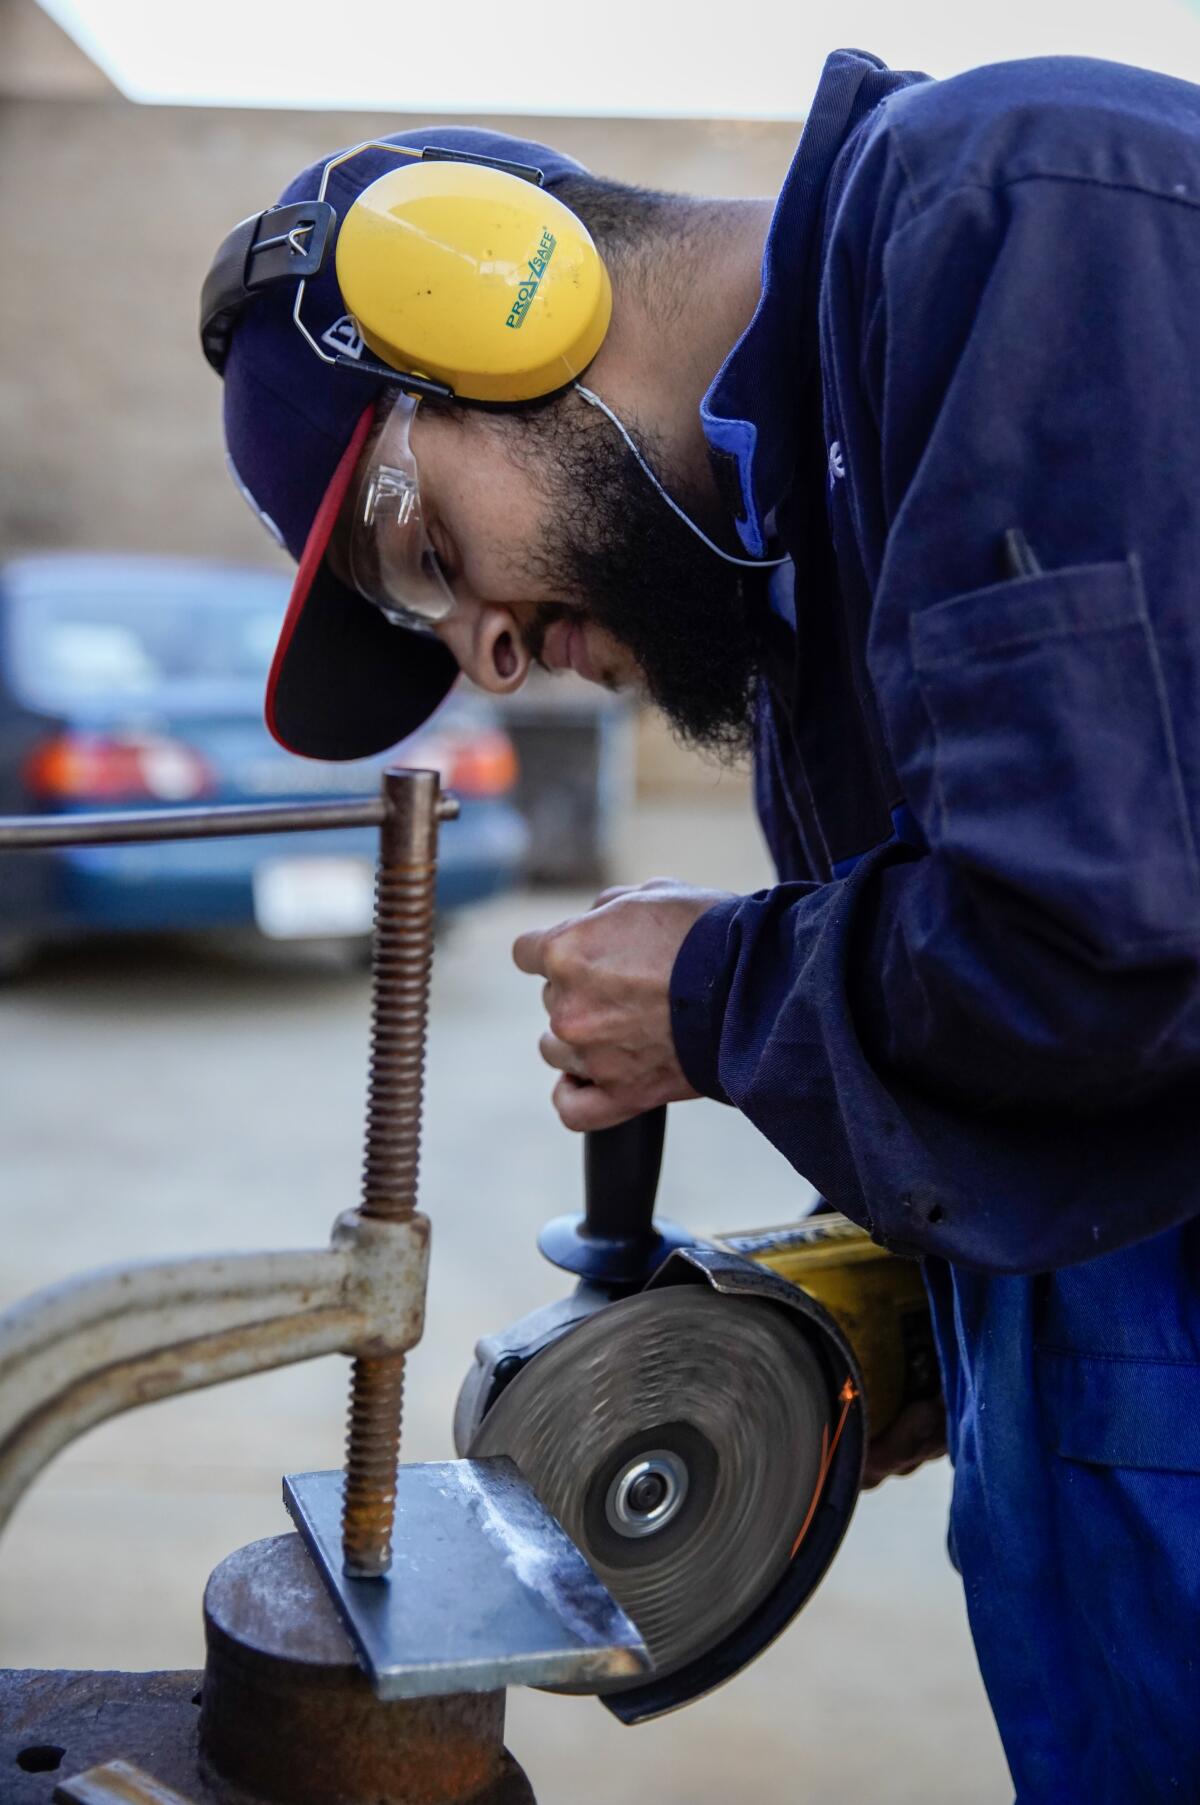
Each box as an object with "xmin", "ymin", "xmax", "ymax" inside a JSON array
[{"xmin": 0, "ymin": 770, "xmax": 646, "ymax": 1805}]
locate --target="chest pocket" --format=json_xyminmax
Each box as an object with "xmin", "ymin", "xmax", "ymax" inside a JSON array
[{"xmin": 910, "ymin": 555, "xmax": 1200, "ymax": 958}]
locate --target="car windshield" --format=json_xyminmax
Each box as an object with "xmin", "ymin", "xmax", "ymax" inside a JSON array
[{"xmin": 5, "ymin": 567, "xmax": 288, "ymax": 711}]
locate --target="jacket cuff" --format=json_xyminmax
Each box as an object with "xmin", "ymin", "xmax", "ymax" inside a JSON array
[{"xmin": 669, "ymin": 899, "xmax": 742, "ymax": 1104}]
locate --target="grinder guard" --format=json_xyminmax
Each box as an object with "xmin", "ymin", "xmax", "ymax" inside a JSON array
[
  {"xmin": 613, "ymin": 1244, "xmax": 865, "ymax": 1722},
  {"xmin": 455, "ymin": 1109, "xmax": 866, "ymax": 1725}
]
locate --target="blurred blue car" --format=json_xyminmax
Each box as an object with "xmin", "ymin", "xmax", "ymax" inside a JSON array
[{"xmin": 0, "ymin": 554, "xmax": 529, "ymax": 972}]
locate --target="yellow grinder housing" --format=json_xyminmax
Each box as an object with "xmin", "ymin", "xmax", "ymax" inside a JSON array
[{"xmin": 335, "ymin": 161, "xmax": 613, "ymax": 404}]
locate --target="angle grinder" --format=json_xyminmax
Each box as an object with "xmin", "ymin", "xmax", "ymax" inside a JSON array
[{"xmin": 455, "ymin": 1107, "xmax": 936, "ymax": 1724}]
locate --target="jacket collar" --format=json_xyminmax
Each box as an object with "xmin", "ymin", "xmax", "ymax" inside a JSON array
[{"xmin": 701, "ymin": 49, "xmax": 927, "ymax": 556}]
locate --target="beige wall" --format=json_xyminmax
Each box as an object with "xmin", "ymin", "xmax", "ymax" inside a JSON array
[{"xmin": 1, "ymin": 46, "xmax": 795, "ymax": 787}]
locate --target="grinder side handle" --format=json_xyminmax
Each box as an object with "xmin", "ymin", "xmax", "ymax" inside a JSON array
[
  {"xmin": 583, "ymin": 1107, "xmax": 667, "ymax": 1246},
  {"xmin": 539, "ymin": 1104, "xmax": 691, "ymax": 1287}
]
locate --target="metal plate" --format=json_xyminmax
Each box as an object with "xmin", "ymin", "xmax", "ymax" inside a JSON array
[
  {"xmin": 469, "ymin": 1286, "xmax": 829, "ymax": 1694},
  {"xmin": 284, "ymin": 1458, "xmax": 648, "ymax": 1700}
]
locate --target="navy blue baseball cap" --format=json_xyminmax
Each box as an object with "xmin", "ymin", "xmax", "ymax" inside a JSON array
[{"xmin": 217, "ymin": 126, "xmax": 589, "ymax": 761}]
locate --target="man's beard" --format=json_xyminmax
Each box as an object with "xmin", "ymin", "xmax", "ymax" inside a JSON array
[{"xmin": 503, "ymin": 395, "xmax": 765, "ymax": 758}]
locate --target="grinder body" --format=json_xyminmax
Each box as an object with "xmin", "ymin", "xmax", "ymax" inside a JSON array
[{"xmin": 720, "ymin": 1215, "xmax": 939, "ymax": 1441}]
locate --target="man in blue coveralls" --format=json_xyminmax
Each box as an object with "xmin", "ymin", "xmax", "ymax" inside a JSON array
[{"xmin": 209, "ymin": 49, "xmax": 1200, "ymax": 1801}]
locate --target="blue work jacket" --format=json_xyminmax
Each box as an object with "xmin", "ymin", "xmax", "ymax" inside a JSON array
[{"xmin": 670, "ymin": 49, "xmax": 1200, "ymax": 1802}]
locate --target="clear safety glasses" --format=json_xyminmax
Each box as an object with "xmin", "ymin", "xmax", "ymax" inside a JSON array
[{"xmin": 347, "ymin": 392, "xmax": 456, "ymax": 635}]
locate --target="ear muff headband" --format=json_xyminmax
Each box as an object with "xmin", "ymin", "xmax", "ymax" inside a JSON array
[{"xmin": 202, "ymin": 141, "xmax": 613, "ymax": 406}]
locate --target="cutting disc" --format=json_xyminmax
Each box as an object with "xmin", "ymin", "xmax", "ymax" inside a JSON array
[{"xmin": 468, "ymin": 1285, "xmax": 829, "ymax": 1692}]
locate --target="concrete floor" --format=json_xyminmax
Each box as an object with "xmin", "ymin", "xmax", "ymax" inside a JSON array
[{"xmin": 0, "ymin": 799, "xmax": 1013, "ymax": 1804}]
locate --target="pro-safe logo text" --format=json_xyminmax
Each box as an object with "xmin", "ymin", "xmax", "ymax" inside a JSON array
[{"xmin": 505, "ymin": 230, "xmax": 557, "ymax": 329}]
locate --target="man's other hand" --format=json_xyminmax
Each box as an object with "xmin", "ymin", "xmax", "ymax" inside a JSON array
[
  {"xmin": 512, "ymin": 878, "xmax": 731, "ymax": 1131},
  {"xmin": 860, "ymin": 1397, "xmax": 948, "ymax": 1489}
]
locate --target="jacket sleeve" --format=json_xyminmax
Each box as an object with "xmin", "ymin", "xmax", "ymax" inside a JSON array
[{"xmin": 670, "ymin": 172, "xmax": 1200, "ymax": 1274}]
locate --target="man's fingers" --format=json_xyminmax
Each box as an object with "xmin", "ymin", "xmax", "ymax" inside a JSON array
[
  {"xmin": 588, "ymin": 876, "xmax": 682, "ymax": 911},
  {"xmin": 860, "ymin": 1398, "xmax": 947, "ymax": 1489},
  {"xmin": 512, "ymin": 927, "xmax": 551, "ymax": 976},
  {"xmin": 515, "ymin": 883, "xmax": 716, "ymax": 1129},
  {"xmin": 515, "ymin": 922, "xmax": 582, "ymax": 980},
  {"xmin": 539, "ymin": 1031, "xmax": 590, "ymax": 1079},
  {"xmin": 552, "ymin": 1074, "xmax": 641, "ymax": 1133}
]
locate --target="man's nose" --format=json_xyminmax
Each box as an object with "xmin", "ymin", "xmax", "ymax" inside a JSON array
[{"xmin": 436, "ymin": 600, "xmax": 531, "ymax": 695}]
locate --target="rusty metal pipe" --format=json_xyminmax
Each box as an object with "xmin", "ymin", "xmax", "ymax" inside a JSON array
[
  {"xmin": 0, "ymin": 794, "xmax": 458, "ymax": 851},
  {"xmin": 342, "ymin": 768, "xmax": 441, "ymax": 1578}
]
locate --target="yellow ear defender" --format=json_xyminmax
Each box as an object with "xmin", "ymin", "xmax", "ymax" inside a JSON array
[
  {"xmin": 201, "ymin": 141, "xmax": 613, "ymax": 406},
  {"xmin": 335, "ymin": 151, "xmax": 612, "ymax": 404}
]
